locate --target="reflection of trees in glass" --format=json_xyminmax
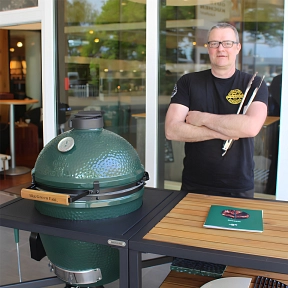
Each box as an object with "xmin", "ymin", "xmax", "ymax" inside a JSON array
[
  {"xmin": 244, "ymin": 6, "xmax": 284, "ymax": 46},
  {"xmin": 0, "ymin": 0, "xmax": 38, "ymax": 11},
  {"xmin": 161, "ymin": 6, "xmax": 196, "ymax": 64},
  {"xmin": 162, "ymin": 5, "xmax": 196, "ymax": 21},
  {"xmin": 82, "ymin": 31, "xmax": 119, "ymax": 59},
  {"xmin": 244, "ymin": 23, "xmax": 283, "ymax": 47},
  {"xmin": 89, "ymin": 63, "xmax": 99, "ymax": 88},
  {"xmin": 94, "ymin": 0, "xmax": 146, "ymax": 61},
  {"xmin": 159, "ymin": 6, "xmax": 196, "ymax": 95},
  {"xmin": 66, "ymin": 0, "xmax": 146, "ymax": 61},
  {"xmin": 66, "ymin": 0, "xmax": 99, "ymax": 25},
  {"xmin": 96, "ymin": 0, "xmax": 145, "ymax": 24}
]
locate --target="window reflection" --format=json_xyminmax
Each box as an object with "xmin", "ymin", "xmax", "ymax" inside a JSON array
[
  {"xmin": 161, "ymin": 0, "xmax": 284, "ymax": 197},
  {"xmin": 56, "ymin": 0, "xmax": 284, "ymax": 197},
  {"xmin": 0, "ymin": 0, "xmax": 38, "ymax": 11},
  {"xmin": 57, "ymin": 0, "xmax": 146, "ymax": 144}
]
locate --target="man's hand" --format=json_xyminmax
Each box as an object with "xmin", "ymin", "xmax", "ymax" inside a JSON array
[
  {"xmin": 186, "ymin": 111, "xmax": 206, "ymax": 126},
  {"xmin": 185, "ymin": 101, "xmax": 267, "ymax": 139},
  {"xmin": 165, "ymin": 104, "xmax": 232, "ymax": 142}
]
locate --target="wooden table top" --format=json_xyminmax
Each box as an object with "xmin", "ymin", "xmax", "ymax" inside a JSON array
[
  {"xmin": 144, "ymin": 193, "xmax": 288, "ymax": 260},
  {"xmin": 0, "ymin": 99, "xmax": 38, "ymax": 105},
  {"xmin": 263, "ymin": 116, "xmax": 280, "ymax": 126},
  {"xmin": 132, "ymin": 113, "xmax": 146, "ymax": 118}
]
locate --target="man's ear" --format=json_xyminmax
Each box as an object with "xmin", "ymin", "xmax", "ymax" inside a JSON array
[{"xmin": 236, "ymin": 43, "xmax": 241, "ymax": 55}]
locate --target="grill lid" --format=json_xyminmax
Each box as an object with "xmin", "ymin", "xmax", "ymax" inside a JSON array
[{"xmin": 32, "ymin": 111, "xmax": 147, "ymax": 193}]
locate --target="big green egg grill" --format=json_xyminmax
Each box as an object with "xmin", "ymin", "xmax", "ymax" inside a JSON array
[{"xmin": 21, "ymin": 111, "xmax": 149, "ymax": 287}]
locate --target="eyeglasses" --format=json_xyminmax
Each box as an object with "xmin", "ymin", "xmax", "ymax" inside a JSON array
[{"xmin": 207, "ymin": 41, "xmax": 238, "ymax": 48}]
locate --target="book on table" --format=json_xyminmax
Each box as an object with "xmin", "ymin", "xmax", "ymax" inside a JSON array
[{"xmin": 203, "ymin": 205, "xmax": 263, "ymax": 233}]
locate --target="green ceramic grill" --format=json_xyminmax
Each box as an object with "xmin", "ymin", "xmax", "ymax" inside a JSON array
[{"xmin": 21, "ymin": 111, "xmax": 148, "ymax": 287}]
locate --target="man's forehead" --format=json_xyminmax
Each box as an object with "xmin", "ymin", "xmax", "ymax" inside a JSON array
[{"xmin": 209, "ymin": 28, "xmax": 235, "ymax": 39}]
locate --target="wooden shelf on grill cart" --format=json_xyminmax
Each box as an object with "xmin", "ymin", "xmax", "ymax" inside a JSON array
[{"xmin": 160, "ymin": 266, "xmax": 288, "ymax": 288}]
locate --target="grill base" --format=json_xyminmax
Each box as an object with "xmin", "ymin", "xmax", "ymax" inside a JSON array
[
  {"xmin": 41, "ymin": 234, "xmax": 119, "ymax": 287},
  {"xmin": 49, "ymin": 261, "xmax": 102, "ymax": 285}
]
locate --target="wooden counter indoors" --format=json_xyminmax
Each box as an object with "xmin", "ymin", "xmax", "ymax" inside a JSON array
[{"xmin": 144, "ymin": 193, "xmax": 288, "ymax": 262}]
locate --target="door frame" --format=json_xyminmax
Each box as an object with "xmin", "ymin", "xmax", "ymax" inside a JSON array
[{"xmin": 0, "ymin": 0, "xmax": 57, "ymax": 144}]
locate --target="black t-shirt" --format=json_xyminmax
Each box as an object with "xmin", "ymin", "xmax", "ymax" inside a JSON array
[{"xmin": 170, "ymin": 69, "xmax": 268, "ymax": 194}]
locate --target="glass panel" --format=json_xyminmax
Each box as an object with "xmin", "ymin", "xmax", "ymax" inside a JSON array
[
  {"xmin": 8, "ymin": 29, "xmax": 42, "ymax": 168},
  {"xmin": 56, "ymin": 0, "xmax": 146, "ymax": 161},
  {"xmin": 161, "ymin": 0, "xmax": 284, "ymax": 198},
  {"xmin": 0, "ymin": 0, "xmax": 38, "ymax": 11}
]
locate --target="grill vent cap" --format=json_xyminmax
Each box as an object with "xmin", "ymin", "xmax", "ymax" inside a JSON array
[{"xmin": 70, "ymin": 110, "xmax": 104, "ymax": 130}]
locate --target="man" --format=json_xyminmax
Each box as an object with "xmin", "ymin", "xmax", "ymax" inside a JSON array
[{"xmin": 165, "ymin": 23, "xmax": 268, "ymax": 198}]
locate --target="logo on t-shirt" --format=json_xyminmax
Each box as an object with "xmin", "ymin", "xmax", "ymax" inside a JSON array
[
  {"xmin": 226, "ymin": 89, "xmax": 244, "ymax": 104},
  {"xmin": 171, "ymin": 84, "xmax": 177, "ymax": 98}
]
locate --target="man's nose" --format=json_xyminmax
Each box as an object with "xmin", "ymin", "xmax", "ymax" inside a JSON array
[{"xmin": 217, "ymin": 43, "xmax": 225, "ymax": 50}]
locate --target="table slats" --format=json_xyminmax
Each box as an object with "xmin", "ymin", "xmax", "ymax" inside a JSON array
[{"xmin": 144, "ymin": 194, "xmax": 288, "ymax": 260}]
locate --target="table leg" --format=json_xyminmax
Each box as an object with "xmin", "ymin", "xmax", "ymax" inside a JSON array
[
  {"xmin": 5, "ymin": 104, "xmax": 31, "ymax": 176},
  {"xmin": 119, "ymin": 248, "xmax": 129, "ymax": 288},
  {"xmin": 10, "ymin": 104, "xmax": 15, "ymax": 168},
  {"xmin": 129, "ymin": 250, "xmax": 142, "ymax": 288}
]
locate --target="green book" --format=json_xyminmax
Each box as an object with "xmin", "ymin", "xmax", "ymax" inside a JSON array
[{"xmin": 203, "ymin": 205, "xmax": 263, "ymax": 233}]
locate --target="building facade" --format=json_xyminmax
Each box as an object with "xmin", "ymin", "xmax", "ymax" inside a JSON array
[{"xmin": 0, "ymin": 0, "xmax": 287, "ymax": 200}]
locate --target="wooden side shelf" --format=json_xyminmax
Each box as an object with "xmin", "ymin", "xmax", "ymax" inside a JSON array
[{"xmin": 160, "ymin": 266, "xmax": 288, "ymax": 288}]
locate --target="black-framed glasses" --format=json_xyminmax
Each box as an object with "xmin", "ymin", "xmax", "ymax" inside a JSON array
[{"xmin": 207, "ymin": 41, "xmax": 238, "ymax": 48}]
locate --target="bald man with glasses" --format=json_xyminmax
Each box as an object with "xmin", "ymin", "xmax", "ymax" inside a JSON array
[{"xmin": 165, "ymin": 22, "xmax": 268, "ymax": 199}]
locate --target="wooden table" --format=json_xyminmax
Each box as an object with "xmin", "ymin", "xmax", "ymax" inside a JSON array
[
  {"xmin": 0, "ymin": 99, "xmax": 38, "ymax": 175},
  {"xmin": 263, "ymin": 116, "xmax": 280, "ymax": 126},
  {"xmin": 129, "ymin": 193, "xmax": 288, "ymax": 287}
]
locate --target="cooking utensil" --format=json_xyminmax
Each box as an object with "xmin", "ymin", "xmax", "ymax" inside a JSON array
[
  {"xmin": 222, "ymin": 72, "xmax": 258, "ymax": 156},
  {"xmin": 236, "ymin": 72, "xmax": 258, "ymax": 114},
  {"xmin": 243, "ymin": 75, "xmax": 265, "ymax": 114}
]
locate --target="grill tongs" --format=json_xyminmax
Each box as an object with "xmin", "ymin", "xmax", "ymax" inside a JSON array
[
  {"xmin": 222, "ymin": 72, "xmax": 265, "ymax": 156},
  {"xmin": 253, "ymin": 276, "xmax": 288, "ymax": 287}
]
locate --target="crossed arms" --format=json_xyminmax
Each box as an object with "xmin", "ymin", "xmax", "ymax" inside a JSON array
[{"xmin": 165, "ymin": 101, "xmax": 267, "ymax": 142}]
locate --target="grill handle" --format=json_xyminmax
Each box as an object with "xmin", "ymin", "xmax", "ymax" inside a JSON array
[{"xmin": 21, "ymin": 188, "xmax": 71, "ymax": 206}]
